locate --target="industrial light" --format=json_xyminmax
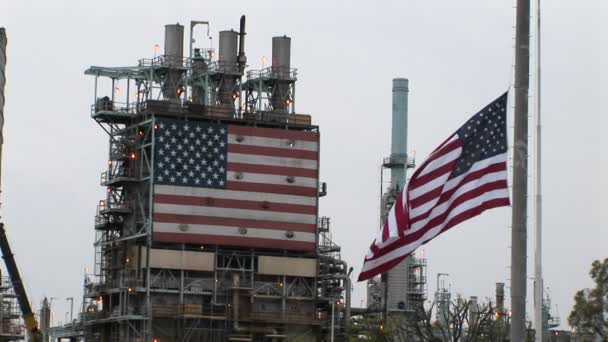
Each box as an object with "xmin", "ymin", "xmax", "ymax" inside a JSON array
[
  {"xmin": 154, "ymin": 124, "xmax": 160, "ymax": 130},
  {"xmin": 284, "ymin": 97, "xmax": 292, "ymax": 105},
  {"xmin": 176, "ymin": 87, "xmax": 184, "ymax": 95},
  {"xmin": 130, "ymin": 152, "xmax": 136, "ymax": 160},
  {"xmin": 231, "ymin": 92, "xmax": 239, "ymax": 101},
  {"xmin": 115, "ymin": 87, "xmax": 121, "ymax": 94},
  {"xmin": 154, "ymin": 44, "xmax": 160, "ymax": 52},
  {"xmin": 108, "ymin": 160, "xmax": 113, "ymax": 165},
  {"xmin": 106, "ymin": 188, "xmax": 111, "ymax": 193}
]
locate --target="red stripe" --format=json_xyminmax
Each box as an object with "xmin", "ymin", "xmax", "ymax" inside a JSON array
[
  {"xmin": 394, "ymin": 192, "xmax": 408, "ymax": 237},
  {"xmin": 358, "ymin": 197, "xmax": 510, "ymax": 281},
  {"xmin": 228, "ymin": 125, "xmax": 319, "ymax": 142},
  {"xmin": 368, "ymin": 183, "xmax": 509, "ymax": 260},
  {"xmin": 153, "ymin": 232, "xmax": 316, "ymax": 251},
  {"xmin": 228, "ymin": 181, "xmax": 318, "ymax": 197},
  {"xmin": 407, "ymin": 139, "xmax": 462, "ymax": 188},
  {"xmin": 155, "ymin": 194, "xmax": 316, "ymax": 215},
  {"xmin": 228, "ymin": 144, "xmax": 319, "ymax": 160},
  {"xmin": 228, "ymin": 162, "xmax": 318, "ymax": 178},
  {"xmin": 408, "ymin": 158, "xmax": 458, "ymax": 189},
  {"xmin": 153, "ymin": 213, "xmax": 316, "ymax": 232},
  {"xmin": 358, "ymin": 254, "xmax": 408, "ymax": 282}
]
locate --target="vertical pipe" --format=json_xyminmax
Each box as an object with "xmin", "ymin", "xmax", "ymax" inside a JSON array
[
  {"xmin": 0, "ymin": 27, "xmax": 7, "ymax": 191},
  {"xmin": 511, "ymin": 0, "xmax": 531, "ymax": 340},
  {"xmin": 534, "ymin": 0, "xmax": 544, "ymax": 341}
]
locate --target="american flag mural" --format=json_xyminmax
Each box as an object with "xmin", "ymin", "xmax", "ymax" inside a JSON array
[{"xmin": 152, "ymin": 118, "xmax": 319, "ymax": 251}]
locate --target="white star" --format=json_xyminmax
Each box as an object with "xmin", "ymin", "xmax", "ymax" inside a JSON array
[
  {"xmin": 219, "ymin": 128, "xmax": 226, "ymax": 134},
  {"xmin": 189, "ymin": 132, "xmax": 195, "ymax": 138},
  {"xmin": 202, "ymin": 133, "xmax": 208, "ymax": 139},
  {"xmin": 195, "ymin": 165, "xmax": 201, "ymax": 171},
  {"xmin": 164, "ymin": 130, "xmax": 171, "ymax": 137},
  {"xmin": 213, "ymin": 147, "xmax": 219, "ymax": 154},
  {"xmin": 184, "ymin": 124, "xmax": 190, "ymax": 131},
  {"xmin": 160, "ymin": 123, "xmax": 165, "ymax": 129},
  {"xmin": 176, "ymin": 171, "xmax": 182, "ymax": 177},
  {"xmin": 170, "ymin": 163, "xmax": 176, "ymax": 169},
  {"xmin": 195, "ymin": 126, "xmax": 202, "ymax": 132},
  {"xmin": 214, "ymin": 134, "xmax": 220, "ymax": 140},
  {"xmin": 183, "ymin": 164, "xmax": 189, "ymax": 170},
  {"xmin": 189, "ymin": 145, "xmax": 195, "ymax": 151},
  {"xmin": 207, "ymin": 179, "xmax": 213, "ymax": 185},
  {"xmin": 207, "ymin": 166, "xmax": 213, "ymax": 172},
  {"xmin": 164, "ymin": 156, "xmax": 170, "ymax": 163},
  {"xmin": 184, "ymin": 138, "xmax": 190, "ymax": 144},
  {"xmin": 170, "ymin": 176, "xmax": 176, "ymax": 182},
  {"xmin": 213, "ymin": 173, "xmax": 219, "ymax": 179},
  {"xmin": 219, "ymin": 180, "xmax": 225, "ymax": 186},
  {"xmin": 170, "ymin": 150, "xmax": 177, "ymax": 156},
  {"xmin": 202, "ymin": 147, "xmax": 208, "ymax": 153},
  {"xmin": 159, "ymin": 149, "xmax": 165, "ymax": 155},
  {"xmin": 163, "ymin": 170, "xmax": 170, "ymax": 176},
  {"xmin": 202, "ymin": 160, "xmax": 207, "ymax": 165},
  {"xmin": 207, "ymin": 140, "xmax": 213, "ymax": 146},
  {"xmin": 177, "ymin": 144, "xmax": 183, "ymax": 150},
  {"xmin": 171, "ymin": 137, "xmax": 177, "ymax": 144},
  {"xmin": 182, "ymin": 177, "xmax": 188, "ymax": 183},
  {"xmin": 177, "ymin": 157, "xmax": 183, "ymax": 163},
  {"xmin": 182, "ymin": 151, "xmax": 189, "ymax": 157},
  {"xmin": 171, "ymin": 124, "xmax": 177, "ymax": 130},
  {"xmin": 194, "ymin": 178, "xmax": 201, "ymax": 184},
  {"xmin": 219, "ymin": 141, "xmax": 226, "ymax": 147},
  {"xmin": 158, "ymin": 162, "xmax": 165, "ymax": 169},
  {"xmin": 157, "ymin": 175, "xmax": 164, "ymax": 182},
  {"xmin": 207, "ymin": 127, "xmax": 214, "ymax": 133},
  {"xmin": 189, "ymin": 171, "xmax": 194, "ymax": 177},
  {"xmin": 159, "ymin": 136, "xmax": 165, "ymax": 143},
  {"xmin": 195, "ymin": 139, "xmax": 201, "ymax": 145},
  {"xmin": 213, "ymin": 160, "xmax": 219, "ymax": 166},
  {"xmin": 219, "ymin": 155, "xmax": 225, "ymax": 161},
  {"xmin": 189, "ymin": 158, "xmax": 195, "ymax": 164},
  {"xmin": 219, "ymin": 166, "xmax": 225, "ymax": 172}
]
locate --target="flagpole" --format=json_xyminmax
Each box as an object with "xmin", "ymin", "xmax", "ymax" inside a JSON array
[
  {"xmin": 511, "ymin": 0, "xmax": 531, "ymax": 340},
  {"xmin": 534, "ymin": 0, "xmax": 544, "ymax": 340}
]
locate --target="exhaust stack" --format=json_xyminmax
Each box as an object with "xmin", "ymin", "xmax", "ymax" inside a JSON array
[{"xmin": 162, "ymin": 24, "xmax": 185, "ymax": 101}]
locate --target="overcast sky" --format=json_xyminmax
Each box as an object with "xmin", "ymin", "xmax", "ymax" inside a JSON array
[{"xmin": 0, "ymin": 0, "xmax": 605, "ymax": 329}]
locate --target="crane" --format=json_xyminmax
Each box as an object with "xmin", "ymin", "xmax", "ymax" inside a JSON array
[{"xmin": 0, "ymin": 223, "xmax": 41, "ymax": 342}]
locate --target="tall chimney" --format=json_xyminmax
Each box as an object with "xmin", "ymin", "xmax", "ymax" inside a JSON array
[{"xmin": 162, "ymin": 24, "xmax": 185, "ymax": 101}]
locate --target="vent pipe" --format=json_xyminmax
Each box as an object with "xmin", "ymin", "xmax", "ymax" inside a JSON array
[
  {"xmin": 237, "ymin": 15, "xmax": 247, "ymax": 73},
  {"xmin": 270, "ymin": 36, "xmax": 291, "ymax": 113}
]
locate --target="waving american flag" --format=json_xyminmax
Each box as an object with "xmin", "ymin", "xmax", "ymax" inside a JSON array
[{"xmin": 359, "ymin": 92, "xmax": 510, "ymax": 281}]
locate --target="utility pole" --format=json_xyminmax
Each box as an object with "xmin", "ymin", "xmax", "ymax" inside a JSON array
[
  {"xmin": 511, "ymin": 0, "xmax": 531, "ymax": 340},
  {"xmin": 534, "ymin": 0, "xmax": 544, "ymax": 341}
]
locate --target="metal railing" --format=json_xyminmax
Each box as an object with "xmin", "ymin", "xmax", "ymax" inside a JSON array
[{"xmin": 246, "ymin": 66, "xmax": 298, "ymax": 81}]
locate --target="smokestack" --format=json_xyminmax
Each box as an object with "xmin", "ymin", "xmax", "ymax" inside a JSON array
[
  {"xmin": 237, "ymin": 15, "xmax": 247, "ymax": 73},
  {"xmin": 391, "ymin": 78, "xmax": 409, "ymax": 190},
  {"xmin": 270, "ymin": 36, "xmax": 292, "ymax": 113},
  {"xmin": 496, "ymin": 282, "xmax": 505, "ymax": 315},
  {"xmin": 162, "ymin": 24, "xmax": 185, "ymax": 101}
]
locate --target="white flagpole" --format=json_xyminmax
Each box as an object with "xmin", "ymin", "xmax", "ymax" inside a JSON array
[{"xmin": 534, "ymin": 0, "xmax": 544, "ymax": 340}]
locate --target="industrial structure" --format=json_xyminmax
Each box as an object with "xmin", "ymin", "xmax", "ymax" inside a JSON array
[
  {"xmin": 366, "ymin": 79, "xmax": 427, "ymax": 316},
  {"xmin": 40, "ymin": 17, "xmax": 352, "ymax": 342}
]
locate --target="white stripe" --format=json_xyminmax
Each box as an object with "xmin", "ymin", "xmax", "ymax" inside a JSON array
[
  {"xmin": 409, "ymin": 146, "xmax": 462, "ymax": 200},
  {"xmin": 227, "ymin": 171, "xmax": 318, "ymax": 188},
  {"xmin": 154, "ymin": 185, "xmax": 316, "ymax": 206},
  {"xmin": 416, "ymin": 145, "xmax": 462, "ymax": 178},
  {"xmin": 228, "ymin": 134, "xmax": 318, "ymax": 152},
  {"xmin": 154, "ymin": 222, "xmax": 316, "ymax": 243},
  {"xmin": 408, "ymin": 169, "xmax": 508, "ymax": 232},
  {"xmin": 154, "ymin": 203, "xmax": 317, "ymax": 225},
  {"xmin": 362, "ymin": 189, "xmax": 509, "ymax": 272},
  {"xmin": 228, "ymin": 153, "xmax": 318, "ymax": 170}
]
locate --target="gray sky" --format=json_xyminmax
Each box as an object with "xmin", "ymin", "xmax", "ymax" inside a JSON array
[{"xmin": 0, "ymin": 0, "xmax": 606, "ymax": 329}]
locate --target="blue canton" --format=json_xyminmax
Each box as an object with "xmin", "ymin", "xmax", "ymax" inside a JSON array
[
  {"xmin": 452, "ymin": 92, "xmax": 508, "ymax": 178},
  {"xmin": 154, "ymin": 119, "xmax": 228, "ymax": 189}
]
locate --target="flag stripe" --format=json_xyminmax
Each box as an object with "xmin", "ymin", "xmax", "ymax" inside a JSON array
[
  {"xmin": 154, "ymin": 222, "xmax": 316, "ymax": 242},
  {"xmin": 154, "ymin": 184, "xmax": 317, "ymax": 206},
  {"xmin": 228, "ymin": 144, "xmax": 319, "ymax": 160},
  {"xmin": 154, "ymin": 232, "xmax": 316, "ymax": 251},
  {"xmin": 154, "ymin": 213, "xmax": 316, "ymax": 232},
  {"xmin": 228, "ymin": 134, "xmax": 319, "ymax": 151},
  {"xmin": 154, "ymin": 203, "xmax": 316, "ymax": 224},
  {"xmin": 227, "ymin": 171, "xmax": 318, "ymax": 188},
  {"xmin": 155, "ymin": 193, "xmax": 317, "ymax": 215},
  {"xmin": 227, "ymin": 181, "xmax": 318, "ymax": 197},
  {"xmin": 227, "ymin": 162, "xmax": 318, "ymax": 178},
  {"xmin": 228, "ymin": 125, "xmax": 320, "ymax": 142},
  {"xmin": 228, "ymin": 153, "xmax": 318, "ymax": 170}
]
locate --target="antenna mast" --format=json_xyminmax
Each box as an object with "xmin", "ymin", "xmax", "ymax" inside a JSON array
[{"xmin": 534, "ymin": 0, "xmax": 544, "ymax": 340}]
